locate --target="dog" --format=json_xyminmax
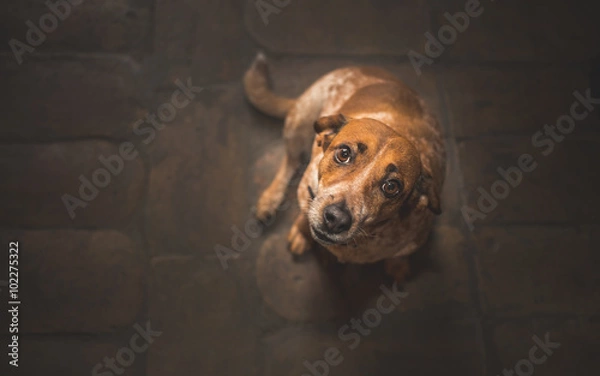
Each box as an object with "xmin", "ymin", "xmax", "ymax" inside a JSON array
[{"xmin": 244, "ymin": 53, "xmax": 446, "ymax": 283}]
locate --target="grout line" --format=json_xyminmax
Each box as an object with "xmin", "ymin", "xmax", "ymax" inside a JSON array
[
  {"xmin": 0, "ymin": 135, "xmax": 135, "ymax": 146},
  {"xmin": 471, "ymin": 221, "xmax": 600, "ymax": 228},
  {"xmin": 455, "ymin": 131, "xmax": 600, "ymax": 143},
  {"xmin": 433, "ymin": 65, "xmax": 492, "ymax": 373},
  {"xmin": 0, "ymin": 225, "xmax": 126, "ymax": 232}
]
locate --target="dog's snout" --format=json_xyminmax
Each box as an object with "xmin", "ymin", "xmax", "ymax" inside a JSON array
[{"xmin": 322, "ymin": 203, "xmax": 352, "ymax": 234}]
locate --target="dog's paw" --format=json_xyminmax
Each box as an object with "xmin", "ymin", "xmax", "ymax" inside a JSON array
[
  {"xmin": 287, "ymin": 224, "xmax": 312, "ymax": 256},
  {"xmin": 384, "ymin": 257, "xmax": 411, "ymax": 285},
  {"xmin": 254, "ymin": 194, "xmax": 279, "ymax": 224}
]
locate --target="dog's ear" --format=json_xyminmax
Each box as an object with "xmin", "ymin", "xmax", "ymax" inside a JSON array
[
  {"xmin": 314, "ymin": 114, "xmax": 348, "ymax": 150},
  {"xmin": 314, "ymin": 114, "xmax": 348, "ymax": 133},
  {"xmin": 415, "ymin": 171, "xmax": 442, "ymax": 215}
]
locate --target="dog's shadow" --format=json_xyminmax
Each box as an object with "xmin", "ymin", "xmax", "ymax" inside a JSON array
[
  {"xmin": 314, "ymin": 234, "xmax": 438, "ymax": 322},
  {"xmin": 256, "ymin": 228, "xmax": 438, "ymax": 324}
]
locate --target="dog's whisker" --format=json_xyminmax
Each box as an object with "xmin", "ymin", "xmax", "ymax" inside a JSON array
[{"xmin": 354, "ymin": 226, "xmax": 374, "ymax": 241}]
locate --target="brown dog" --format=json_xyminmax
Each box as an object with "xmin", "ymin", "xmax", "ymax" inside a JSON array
[{"xmin": 244, "ymin": 53, "xmax": 446, "ymax": 283}]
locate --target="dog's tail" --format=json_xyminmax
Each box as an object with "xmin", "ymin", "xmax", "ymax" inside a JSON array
[{"xmin": 243, "ymin": 52, "xmax": 296, "ymax": 119}]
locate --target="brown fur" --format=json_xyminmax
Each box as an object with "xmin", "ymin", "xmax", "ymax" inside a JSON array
[{"xmin": 244, "ymin": 53, "xmax": 446, "ymax": 283}]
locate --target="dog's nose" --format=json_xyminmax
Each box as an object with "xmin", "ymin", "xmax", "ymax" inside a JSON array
[{"xmin": 323, "ymin": 203, "xmax": 352, "ymax": 234}]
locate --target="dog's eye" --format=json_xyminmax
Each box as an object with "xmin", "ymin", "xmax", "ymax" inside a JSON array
[
  {"xmin": 334, "ymin": 145, "xmax": 352, "ymax": 164},
  {"xmin": 381, "ymin": 179, "xmax": 403, "ymax": 198}
]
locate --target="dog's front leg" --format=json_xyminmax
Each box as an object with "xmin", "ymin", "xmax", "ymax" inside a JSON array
[
  {"xmin": 287, "ymin": 213, "xmax": 313, "ymax": 255},
  {"xmin": 255, "ymin": 105, "xmax": 318, "ymax": 222},
  {"xmin": 255, "ymin": 154, "xmax": 299, "ymax": 222}
]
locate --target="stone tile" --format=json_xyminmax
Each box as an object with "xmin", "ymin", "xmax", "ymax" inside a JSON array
[
  {"xmin": 260, "ymin": 258, "xmax": 484, "ymax": 374},
  {"xmin": 154, "ymin": 0, "xmax": 197, "ymax": 60},
  {"xmin": 0, "ymin": 0, "xmax": 151, "ymax": 56},
  {"xmin": 0, "ymin": 336, "xmax": 145, "ymax": 376},
  {"xmin": 401, "ymin": 225, "xmax": 474, "ymax": 315},
  {"xmin": 437, "ymin": 141, "xmax": 461, "ymax": 223},
  {"xmin": 458, "ymin": 136, "xmax": 600, "ymax": 225},
  {"xmin": 426, "ymin": 0, "xmax": 477, "ymax": 10},
  {"xmin": 256, "ymin": 233, "xmax": 348, "ymax": 322},
  {"xmin": 0, "ymin": 141, "xmax": 145, "ymax": 227},
  {"xmin": 290, "ymin": 247, "xmax": 486, "ymax": 373},
  {"xmin": 137, "ymin": 55, "xmax": 193, "ymax": 93},
  {"xmin": 352, "ymin": 313, "xmax": 483, "ymax": 375},
  {"xmin": 269, "ymin": 261, "xmax": 483, "ymax": 376},
  {"xmin": 473, "ymin": 225, "xmax": 600, "ymax": 316},
  {"xmin": 0, "ymin": 230, "xmax": 145, "ymax": 333},
  {"xmin": 431, "ymin": 1, "xmax": 538, "ymax": 62},
  {"xmin": 0, "ymin": 57, "xmax": 144, "ymax": 140},
  {"xmin": 430, "ymin": 0, "xmax": 600, "ymax": 63},
  {"xmin": 152, "ymin": 0, "xmax": 255, "ymax": 87},
  {"xmin": 148, "ymin": 255, "xmax": 261, "ymax": 376},
  {"xmin": 264, "ymin": 327, "xmax": 362, "ymax": 376},
  {"xmin": 244, "ymin": 0, "xmax": 429, "ymax": 56},
  {"xmin": 356, "ymin": 339, "xmax": 484, "ymax": 376},
  {"xmin": 250, "ymin": 139, "xmax": 287, "ymax": 204},
  {"xmin": 144, "ymin": 85, "xmax": 282, "ymax": 256},
  {"xmin": 439, "ymin": 65, "xmax": 599, "ymax": 138},
  {"xmin": 489, "ymin": 317, "xmax": 600, "ymax": 376},
  {"xmin": 265, "ymin": 316, "xmax": 484, "ymax": 376},
  {"xmin": 529, "ymin": 1, "xmax": 600, "ymax": 62}
]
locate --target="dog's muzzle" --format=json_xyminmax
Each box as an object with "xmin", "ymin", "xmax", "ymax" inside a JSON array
[{"xmin": 311, "ymin": 201, "xmax": 353, "ymax": 245}]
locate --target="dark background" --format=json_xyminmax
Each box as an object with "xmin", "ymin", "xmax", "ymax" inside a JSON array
[{"xmin": 1, "ymin": 0, "xmax": 599, "ymax": 375}]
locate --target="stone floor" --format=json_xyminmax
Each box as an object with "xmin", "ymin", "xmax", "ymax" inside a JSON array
[{"xmin": 1, "ymin": 0, "xmax": 600, "ymax": 375}]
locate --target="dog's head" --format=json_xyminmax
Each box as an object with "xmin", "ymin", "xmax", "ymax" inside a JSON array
[{"xmin": 307, "ymin": 114, "xmax": 441, "ymax": 246}]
